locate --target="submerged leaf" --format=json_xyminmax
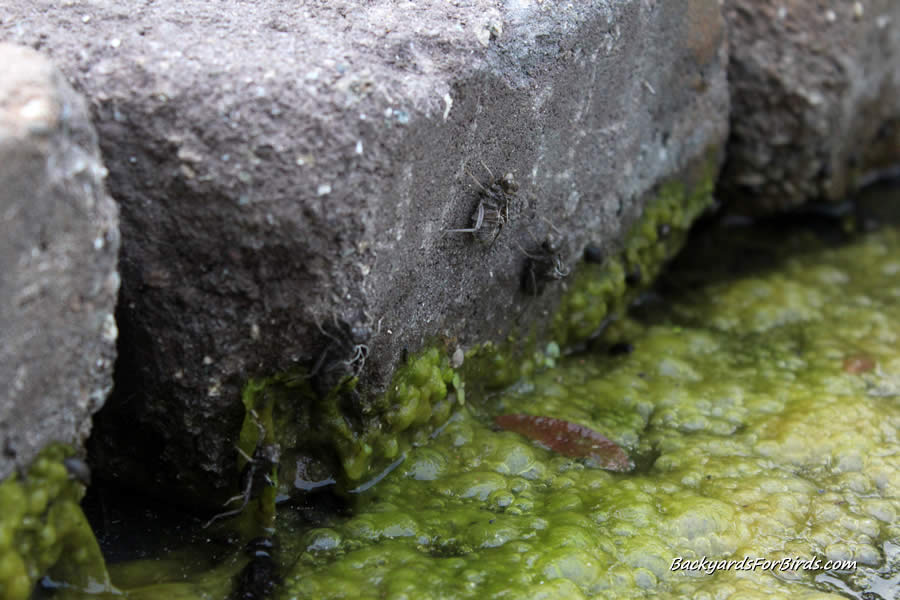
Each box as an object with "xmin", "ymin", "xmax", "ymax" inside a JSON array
[
  {"xmin": 843, "ymin": 354, "xmax": 876, "ymax": 374},
  {"xmin": 494, "ymin": 414, "xmax": 634, "ymax": 472}
]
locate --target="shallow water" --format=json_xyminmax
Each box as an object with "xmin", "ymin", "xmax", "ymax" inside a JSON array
[
  {"xmin": 278, "ymin": 222, "xmax": 900, "ymax": 599},
  {"xmin": 79, "ymin": 210, "xmax": 900, "ymax": 600}
]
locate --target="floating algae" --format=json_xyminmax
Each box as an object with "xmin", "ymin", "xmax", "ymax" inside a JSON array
[
  {"xmin": 15, "ymin": 215, "xmax": 899, "ymax": 598},
  {"xmin": 278, "ymin": 224, "xmax": 900, "ymax": 599}
]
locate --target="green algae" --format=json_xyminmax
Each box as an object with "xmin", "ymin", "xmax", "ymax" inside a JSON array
[
  {"xmin": 13, "ymin": 154, "xmax": 900, "ymax": 600},
  {"xmin": 101, "ymin": 549, "xmax": 244, "ymax": 600},
  {"xmin": 0, "ymin": 445, "xmax": 112, "ymax": 600},
  {"xmin": 217, "ymin": 149, "xmax": 720, "ymax": 512},
  {"xmin": 318, "ymin": 346, "xmax": 463, "ymax": 485},
  {"xmin": 446, "ymin": 150, "xmax": 719, "ymax": 399},
  {"xmin": 552, "ymin": 152, "xmax": 717, "ymax": 348},
  {"xmin": 235, "ymin": 347, "xmax": 464, "ymax": 504},
  {"xmin": 276, "ymin": 225, "xmax": 900, "ymax": 599}
]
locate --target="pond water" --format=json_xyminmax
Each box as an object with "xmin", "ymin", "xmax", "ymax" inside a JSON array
[{"xmin": 75, "ymin": 192, "xmax": 900, "ymax": 600}]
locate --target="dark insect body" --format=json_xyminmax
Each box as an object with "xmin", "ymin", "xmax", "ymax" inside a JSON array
[
  {"xmin": 494, "ymin": 414, "xmax": 634, "ymax": 472},
  {"xmin": 607, "ymin": 342, "xmax": 634, "ymax": 356},
  {"xmin": 520, "ymin": 235, "xmax": 570, "ymax": 296},
  {"xmin": 204, "ymin": 410, "xmax": 280, "ymax": 528},
  {"xmin": 583, "ymin": 244, "xmax": 605, "ymax": 264},
  {"xmin": 625, "ymin": 264, "xmax": 643, "ymax": 286},
  {"xmin": 230, "ymin": 536, "xmax": 281, "ymax": 600}
]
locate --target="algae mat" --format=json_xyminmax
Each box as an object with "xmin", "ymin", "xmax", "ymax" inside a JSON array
[{"xmin": 281, "ymin": 225, "xmax": 900, "ymax": 600}]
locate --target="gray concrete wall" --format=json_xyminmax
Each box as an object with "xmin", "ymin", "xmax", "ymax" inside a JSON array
[
  {"xmin": 3, "ymin": 0, "xmax": 898, "ymax": 504},
  {"xmin": 0, "ymin": 44, "xmax": 119, "ymax": 481}
]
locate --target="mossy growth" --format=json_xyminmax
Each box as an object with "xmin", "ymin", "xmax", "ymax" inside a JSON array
[
  {"xmin": 276, "ymin": 223, "xmax": 900, "ymax": 600},
  {"xmin": 327, "ymin": 346, "xmax": 464, "ymax": 485},
  {"xmin": 553, "ymin": 150, "xmax": 717, "ymax": 348},
  {"xmin": 360, "ymin": 347, "xmax": 463, "ymax": 478},
  {"xmin": 458, "ymin": 149, "xmax": 719, "ymax": 393},
  {"xmin": 236, "ymin": 347, "xmax": 465, "ymax": 506},
  {"xmin": 0, "ymin": 444, "xmax": 111, "ymax": 600},
  {"xmin": 234, "ymin": 150, "xmax": 719, "ymax": 503}
]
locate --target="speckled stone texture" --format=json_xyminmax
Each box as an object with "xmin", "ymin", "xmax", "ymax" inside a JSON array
[
  {"xmin": 721, "ymin": 0, "xmax": 900, "ymax": 214},
  {"xmin": 0, "ymin": 1, "xmax": 729, "ymax": 504},
  {"xmin": 0, "ymin": 43, "xmax": 120, "ymax": 481}
]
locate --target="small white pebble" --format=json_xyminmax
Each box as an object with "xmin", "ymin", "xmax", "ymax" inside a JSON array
[
  {"xmin": 82, "ymin": 15, "xmax": 91, "ymax": 23},
  {"xmin": 853, "ymin": 2, "xmax": 863, "ymax": 19},
  {"xmin": 825, "ymin": 10, "xmax": 836, "ymax": 22},
  {"xmin": 109, "ymin": 38, "xmax": 121, "ymax": 48},
  {"xmin": 355, "ymin": 140, "xmax": 363, "ymax": 155},
  {"xmin": 101, "ymin": 314, "xmax": 118, "ymax": 343},
  {"xmin": 203, "ymin": 356, "xmax": 213, "ymax": 365},
  {"xmin": 93, "ymin": 236, "xmax": 104, "ymax": 250},
  {"xmin": 442, "ymin": 93, "xmax": 453, "ymax": 121},
  {"xmin": 317, "ymin": 183, "xmax": 332, "ymax": 196},
  {"xmin": 876, "ymin": 15, "xmax": 890, "ymax": 28},
  {"xmin": 19, "ymin": 98, "xmax": 53, "ymax": 126},
  {"xmin": 777, "ymin": 5, "xmax": 787, "ymax": 19}
]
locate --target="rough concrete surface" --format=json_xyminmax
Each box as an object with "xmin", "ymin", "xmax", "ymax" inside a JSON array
[
  {"xmin": 0, "ymin": 43, "xmax": 119, "ymax": 481},
  {"xmin": 0, "ymin": 1, "xmax": 729, "ymax": 504},
  {"xmin": 721, "ymin": 0, "xmax": 900, "ymax": 213}
]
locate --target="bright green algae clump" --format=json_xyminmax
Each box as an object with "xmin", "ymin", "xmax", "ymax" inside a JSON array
[
  {"xmin": 552, "ymin": 157, "xmax": 716, "ymax": 348},
  {"xmin": 0, "ymin": 445, "xmax": 111, "ymax": 600},
  {"xmin": 239, "ymin": 347, "xmax": 463, "ymax": 498},
  {"xmin": 279, "ymin": 227, "xmax": 900, "ymax": 599}
]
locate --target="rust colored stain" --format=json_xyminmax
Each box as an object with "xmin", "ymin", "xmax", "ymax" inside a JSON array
[
  {"xmin": 843, "ymin": 354, "xmax": 876, "ymax": 374},
  {"xmin": 494, "ymin": 414, "xmax": 634, "ymax": 472}
]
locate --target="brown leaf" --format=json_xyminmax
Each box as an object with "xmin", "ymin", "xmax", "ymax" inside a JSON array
[
  {"xmin": 843, "ymin": 354, "xmax": 876, "ymax": 374},
  {"xmin": 494, "ymin": 414, "xmax": 634, "ymax": 472}
]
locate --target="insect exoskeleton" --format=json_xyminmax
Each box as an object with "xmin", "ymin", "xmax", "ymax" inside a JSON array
[{"xmin": 445, "ymin": 164, "xmax": 518, "ymax": 248}]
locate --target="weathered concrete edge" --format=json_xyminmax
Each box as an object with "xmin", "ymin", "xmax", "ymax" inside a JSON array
[
  {"xmin": 0, "ymin": 2, "xmax": 729, "ymax": 504},
  {"xmin": 94, "ymin": 2, "xmax": 730, "ymax": 504},
  {"xmin": 0, "ymin": 43, "xmax": 120, "ymax": 482}
]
